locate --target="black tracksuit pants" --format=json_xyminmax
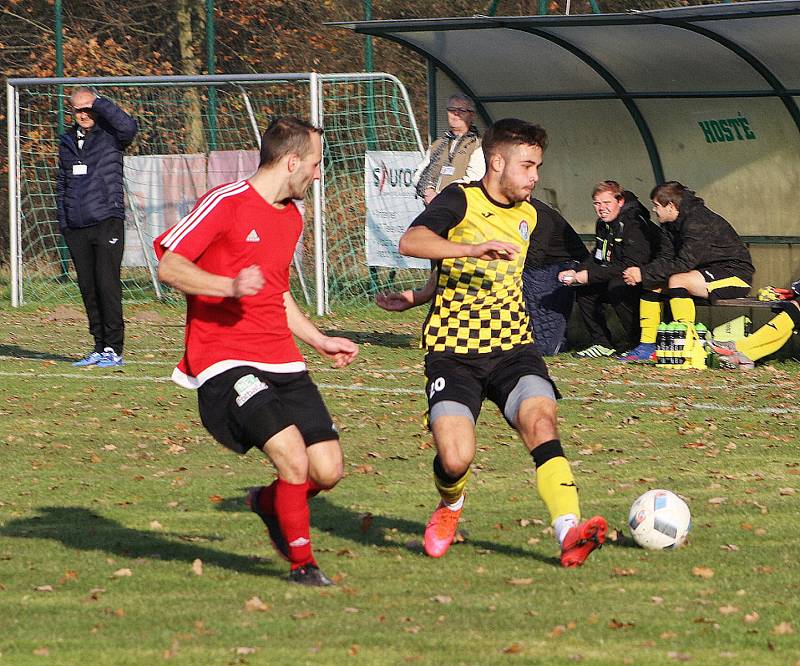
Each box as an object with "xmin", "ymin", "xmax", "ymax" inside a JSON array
[
  {"xmin": 575, "ymin": 278, "xmax": 640, "ymax": 351},
  {"xmin": 63, "ymin": 218, "xmax": 125, "ymax": 355}
]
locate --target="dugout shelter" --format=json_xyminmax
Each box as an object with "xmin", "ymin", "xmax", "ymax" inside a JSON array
[{"xmin": 333, "ymin": 0, "xmax": 800, "ymax": 288}]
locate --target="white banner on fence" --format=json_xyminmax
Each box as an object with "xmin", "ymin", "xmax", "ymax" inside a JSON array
[
  {"xmin": 364, "ymin": 151, "xmax": 428, "ymax": 269},
  {"xmin": 123, "ymin": 154, "xmax": 206, "ymax": 267}
]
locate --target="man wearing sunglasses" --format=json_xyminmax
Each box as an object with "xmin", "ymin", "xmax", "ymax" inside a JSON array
[
  {"xmin": 57, "ymin": 87, "xmax": 138, "ymax": 367},
  {"xmin": 413, "ymin": 93, "xmax": 483, "ymax": 205}
]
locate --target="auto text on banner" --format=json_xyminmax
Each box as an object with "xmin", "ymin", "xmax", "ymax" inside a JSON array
[{"xmin": 364, "ymin": 151, "xmax": 429, "ymax": 270}]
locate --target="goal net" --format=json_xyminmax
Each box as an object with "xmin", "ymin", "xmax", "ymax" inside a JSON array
[{"xmin": 7, "ymin": 73, "xmax": 426, "ymax": 312}]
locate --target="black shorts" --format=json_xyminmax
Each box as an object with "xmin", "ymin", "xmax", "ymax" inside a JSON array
[
  {"xmin": 424, "ymin": 345, "xmax": 560, "ymax": 425},
  {"xmin": 197, "ymin": 366, "xmax": 338, "ymax": 454},
  {"xmin": 700, "ymin": 269, "xmax": 752, "ymax": 302}
]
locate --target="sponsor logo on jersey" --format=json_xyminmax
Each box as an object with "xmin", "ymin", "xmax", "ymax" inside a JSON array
[
  {"xmin": 289, "ymin": 536, "xmax": 310, "ymax": 547},
  {"xmin": 518, "ymin": 220, "xmax": 529, "ymax": 241},
  {"xmin": 245, "ymin": 229, "xmax": 261, "ymax": 243}
]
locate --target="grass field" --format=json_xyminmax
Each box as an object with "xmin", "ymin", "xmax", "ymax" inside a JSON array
[{"xmin": 1, "ymin": 302, "xmax": 799, "ymax": 665}]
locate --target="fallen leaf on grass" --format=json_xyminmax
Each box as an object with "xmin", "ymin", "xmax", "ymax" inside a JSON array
[
  {"xmin": 692, "ymin": 567, "xmax": 714, "ymax": 579},
  {"xmin": 244, "ymin": 596, "xmax": 271, "ymax": 612},
  {"xmin": 149, "ymin": 520, "xmax": 163, "ymax": 530},
  {"xmin": 348, "ymin": 645, "xmax": 360, "ymax": 656},
  {"xmin": 772, "ymin": 622, "xmax": 795, "ymax": 635},
  {"xmin": 430, "ymin": 595, "xmax": 452, "ymax": 604},
  {"xmin": 113, "ymin": 568, "xmax": 132, "ymax": 578},
  {"xmin": 208, "ymin": 495, "xmax": 223, "ymax": 503},
  {"xmin": 608, "ymin": 619, "xmax": 634, "ymax": 629},
  {"xmin": 743, "ymin": 612, "xmax": 760, "ymax": 624},
  {"xmin": 191, "ymin": 559, "xmax": 203, "ymax": 576},
  {"xmin": 753, "ymin": 565, "xmax": 774, "ymax": 574},
  {"xmin": 667, "ymin": 652, "xmax": 691, "ymax": 661},
  {"xmin": 778, "ymin": 487, "xmax": 796, "ymax": 496},
  {"xmin": 33, "ymin": 647, "xmax": 49, "ymax": 656},
  {"xmin": 354, "ymin": 464, "xmax": 375, "ymax": 474},
  {"xmin": 503, "ymin": 643, "xmax": 524, "ymax": 653},
  {"xmin": 612, "ymin": 567, "xmax": 637, "ymax": 577},
  {"xmin": 359, "ymin": 513, "xmax": 373, "ymax": 533},
  {"xmin": 707, "ymin": 497, "xmax": 726, "ymax": 505},
  {"xmin": 236, "ymin": 647, "xmax": 256, "ymax": 655},
  {"xmin": 651, "ymin": 596, "xmax": 664, "ymax": 604},
  {"xmin": 718, "ymin": 605, "xmax": 739, "ymax": 615},
  {"xmin": 34, "ymin": 585, "xmax": 54, "ymax": 592},
  {"xmin": 292, "ymin": 611, "xmax": 315, "ymax": 620},
  {"xmin": 507, "ymin": 578, "xmax": 534, "ymax": 586}
]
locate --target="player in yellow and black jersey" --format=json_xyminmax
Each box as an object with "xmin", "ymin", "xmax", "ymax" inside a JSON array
[
  {"xmin": 414, "ymin": 180, "xmax": 535, "ymax": 354},
  {"xmin": 384, "ymin": 118, "xmax": 607, "ymax": 567}
]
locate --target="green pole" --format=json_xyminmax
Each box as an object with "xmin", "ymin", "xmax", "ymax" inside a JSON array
[
  {"xmin": 55, "ymin": 0, "xmax": 70, "ymax": 278},
  {"xmin": 363, "ymin": 0, "xmax": 381, "ymax": 292},
  {"xmin": 539, "ymin": 0, "xmax": 548, "ymax": 15},
  {"xmin": 206, "ymin": 0, "xmax": 217, "ymax": 150},
  {"xmin": 588, "ymin": 0, "xmax": 601, "ymax": 13},
  {"xmin": 487, "ymin": 0, "xmax": 501, "ymax": 15},
  {"xmin": 364, "ymin": 0, "xmax": 377, "ymax": 152},
  {"xmin": 55, "ymin": 0, "xmax": 64, "ymax": 134}
]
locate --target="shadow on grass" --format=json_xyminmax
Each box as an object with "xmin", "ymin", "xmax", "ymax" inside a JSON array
[
  {"xmin": 321, "ymin": 330, "xmax": 417, "ymax": 349},
  {"xmin": 0, "ymin": 506, "xmax": 282, "ymax": 577},
  {"xmin": 0, "ymin": 344, "xmax": 74, "ymax": 363},
  {"xmin": 218, "ymin": 491, "xmax": 559, "ymax": 566}
]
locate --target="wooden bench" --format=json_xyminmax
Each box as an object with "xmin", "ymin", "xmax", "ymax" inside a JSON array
[{"xmin": 695, "ymin": 297, "xmax": 799, "ymax": 359}]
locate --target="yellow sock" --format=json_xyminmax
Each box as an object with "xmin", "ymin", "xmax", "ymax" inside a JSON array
[
  {"xmin": 639, "ymin": 296, "xmax": 662, "ymax": 344},
  {"xmin": 537, "ymin": 457, "xmax": 580, "ymax": 525},
  {"xmin": 670, "ymin": 296, "xmax": 695, "ymax": 323},
  {"xmin": 434, "ymin": 459, "xmax": 470, "ymax": 505},
  {"xmin": 737, "ymin": 311, "xmax": 795, "ymax": 362}
]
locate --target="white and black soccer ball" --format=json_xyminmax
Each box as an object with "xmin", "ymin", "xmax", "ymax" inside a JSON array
[{"xmin": 628, "ymin": 489, "xmax": 691, "ymax": 550}]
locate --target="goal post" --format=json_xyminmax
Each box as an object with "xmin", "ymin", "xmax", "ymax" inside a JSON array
[{"xmin": 7, "ymin": 72, "xmax": 427, "ymax": 313}]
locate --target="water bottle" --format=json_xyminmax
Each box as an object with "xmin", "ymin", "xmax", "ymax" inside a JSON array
[
  {"xmin": 655, "ymin": 323, "xmax": 668, "ymax": 365},
  {"xmin": 695, "ymin": 323, "xmax": 708, "ymax": 349},
  {"xmin": 673, "ymin": 323, "xmax": 687, "ymax": 366}
]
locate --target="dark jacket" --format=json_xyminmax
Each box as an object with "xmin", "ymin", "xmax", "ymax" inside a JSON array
[
  {"xmin": 578, "ymin": 191, "xmax": 663, "ymax": 284},
  {"xmin": 56, "ymin": 96, "xmax": 138, "ymax": 231},
  {"xmin": 525, "ymin": 198, "xmax": 589, "ymax": 270},
  {"xmin": 641, "ymin": 190, "xmax": 754, "ymax": 286}
]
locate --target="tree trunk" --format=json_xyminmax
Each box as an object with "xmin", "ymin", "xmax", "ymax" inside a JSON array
[{"xmin": 176, "ymin": 0, "xmax": 205, "ymax": 154}]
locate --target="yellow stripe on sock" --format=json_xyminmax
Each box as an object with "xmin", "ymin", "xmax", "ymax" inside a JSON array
[
  {"xmin": 536, "ymin": 457, "xmax": 580, "ymax": 525},
  {"xmin": 707, "ymin": 276, "xmax": 750, "ymax": 292},
  {"xmin": 434, "ymin": 467, "xmax": 471, "ymax": 505},
  {"xmin": 737, "ymin": 311, "xmax": 794, "ymax": 362}
]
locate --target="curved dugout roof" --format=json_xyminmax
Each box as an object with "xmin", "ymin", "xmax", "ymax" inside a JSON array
[{"xmin": 332, "ymin": 1, "xmax": 800, "ymax": 245}]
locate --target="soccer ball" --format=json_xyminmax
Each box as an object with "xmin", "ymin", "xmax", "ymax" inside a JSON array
[{"xmin": 628, "ymin": 489, "xmax": 691, "ymax": 550}]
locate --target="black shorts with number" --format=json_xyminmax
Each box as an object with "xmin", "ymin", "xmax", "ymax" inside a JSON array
[
  {"xmin": 700, "ymin": 268, "xmax": 752, "ymax": 302},
  {"xmin": 424, "ymin": 344, "xmax": 560, "ymax": 425},
  {"xmin": 197, "ymin": 366, "xmax": 338, "ymax": 454}
]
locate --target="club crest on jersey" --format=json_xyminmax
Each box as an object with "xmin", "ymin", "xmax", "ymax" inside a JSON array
[
  {"xmin": 245, "ymin": 229, "xmax": 260, "ymax": 243},
  {"xmin": 518, "ymin": 220, "xmax": 530, "ymax": 241}
]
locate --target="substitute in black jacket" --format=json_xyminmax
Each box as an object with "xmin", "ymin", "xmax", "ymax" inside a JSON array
[
  {"xmin": 559, "ymin": 181, "xmax": 663, "ymax": 359},
  {"xmin": 523, "ymin": 199, "xmax": 589, "ymax": 355},
  {"xmin": 57, "ymin": 87, "xmax": 138, "ymax": 367},
  {"xmin": 622, "ymin": 181, "xmax": 754, "ymax": 360}
]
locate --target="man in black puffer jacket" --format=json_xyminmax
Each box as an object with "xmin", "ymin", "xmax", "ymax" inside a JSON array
[
  {"xmin": 57, "ymin": 87, "xmax": 138, "ymax": 367},
  {"xmin": 559, "ymin": 181, "xmax": 664, "ymax": 359},
  {"xmin": 622, "ymin": 181, "xmax": 754, "ymax": 361}
]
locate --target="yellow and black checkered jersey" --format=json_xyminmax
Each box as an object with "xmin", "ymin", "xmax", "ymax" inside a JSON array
[{"xmin": 409, "ymin": 182, "xmax": 537, "ymax": 354}]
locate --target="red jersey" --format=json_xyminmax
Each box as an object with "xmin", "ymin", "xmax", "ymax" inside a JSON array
[{"xmin": 154, "ymin": 180, "xmax": 305, "ymax": 388}]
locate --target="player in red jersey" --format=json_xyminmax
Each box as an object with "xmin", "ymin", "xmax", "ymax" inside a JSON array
[{"xmin": 155, "ymin": 117, "xmax": 358, "ymax": 586}]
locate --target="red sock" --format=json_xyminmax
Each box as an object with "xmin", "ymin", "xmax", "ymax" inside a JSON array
[
  {"xmin": 306, "ymin": 478, "xmax": 323, "ymax": 500},
  {"xmin": 257, "ymin": 480, "xmax": 278, "ymax": 515},
  {"xmin": 274, "ymin": 478, "xmax": 315, "ymax": 569}
]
